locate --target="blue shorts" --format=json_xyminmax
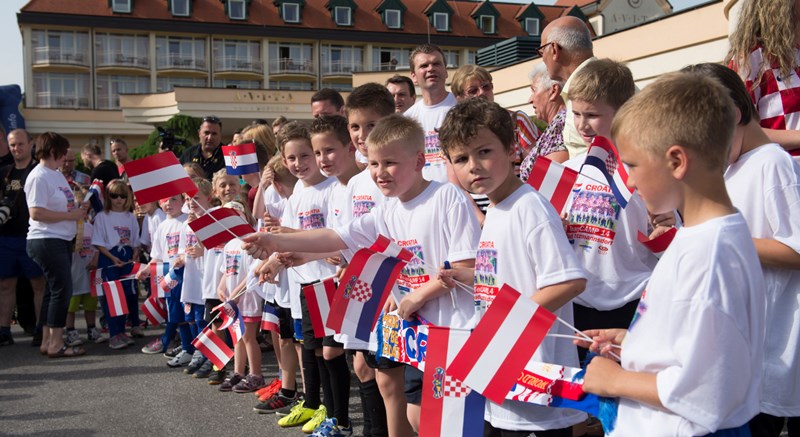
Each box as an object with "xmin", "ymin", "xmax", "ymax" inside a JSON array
[
  {"xmin": 0, "ymin": 236, "xmax": 43, "ymax": 279},
  {"xmin": 293, "ymin": 318, "xmax": 303, "ymax": 342}
]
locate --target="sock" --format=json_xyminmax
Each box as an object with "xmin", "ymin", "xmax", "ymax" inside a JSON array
[
  {"xmin": 301, "ymin": 347, "xmax": 322, "ymax": 410},
  {"xmin": 178, "ymin": 323, "xmax": 194, "ymax": 353},
  {"xmin": 0, "ymin": 326, "xmax": 11, "ymax": 335},
  {"xmin": 87, "ymin": 324, "xmax": 96, "ymax": 330},
  {"xmin": 325, "ymin": 354, "xmax": 351, "ymax": 425},
  {"xmin": 280, "ymin": 388, "xmax": 296, "ymax": 398},
  {"xmin": 359, "ymin": 378, "xmax": 387, "ymax": 437},
  {"xmin": 317, "ymin": 355, "xmax": 334, "ymax": 416}
]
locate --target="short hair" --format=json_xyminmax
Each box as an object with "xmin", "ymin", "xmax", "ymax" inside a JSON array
[
  {"xmin": 409, "ymin": 44, "xmax": 446, "ymax": 70},
  {"xmin": 275, "ymin": 121, "xmax": 311, "ymax": 154},
  {"xmin": 681, "ymin": 63, "xmax": 757, "ymax": 126},
  {"xmin": 272, "ymin": 116, "xmax": 288, "ymax": 129},
  {"xmin": 104, "ymin": 179, "xmax": 134, "ymax": 212},
  {"xmin": 450, "ymin": 65, "xmax": 493, "ymax": 98},
  {"xmin": 240, "ymin": 123, "xmax": 278, "ymax": 159},
  {"xmin": 211, "ymin": 168, "xmax": 238, "ymax": 190},
  {"xmin": 528, "ymin": 63, "xmax": 562, "ymax": 90},
  {"xmin": 439, "ymin": 98, "xmax": 515, "ymax": 158},
  {"xmin": 611, "ymin": 71, "xmax": 736, "ymax": 172},
  {"xmin": 385, "ymin": 75, "xmax": 416, "ymax": 97},
  {"xmin": 547, "ymin": 21, "xmax": 593, "ymax": 53},
  {"xmin": 345, "ymin": 83, "xmax": 395, "ymax": 118},
  {"xmin": 267, "ymin": 154, "xmax": 298, "ymax": 187},
  {"xmin": 367, "ymin": 114, "xmax": 424, "ymax": 154},
  {"xmin": 201, "ymin": 115, "xmax": 222, "ymax": 129},
  {"xmin": 81, "ymin": 143, "xmax": 102, "ymax": 157},
  {"xmin": 311, "ymin": 88, "xmax": 344, "ymax": 110},
  {"xmin": 191, "ymin": 176, "xmax": 213, "ymax": 196},
  {"xmin": 9, "ymin": 128, "xmax": 32, "ymax": 143},
  {"xmin": 310, "ymin": 115, "xmax": 351, "ymax": 148},
  {"xmin": 111, "ymin": 138, "xmax": 127, "ymax": 148},
  {"xmin": 568, "ymin": 58, "xmax": 635, "ymax": 110},
  {"xmin": 37, "ymin": 132, "xmax": 71, "ymax": 161},
  {"xmin": 183, "ymin": 163, "xmax": 205, "ymax": 179}
]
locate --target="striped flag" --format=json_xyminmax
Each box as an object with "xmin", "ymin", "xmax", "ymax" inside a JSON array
[
  {"xmin": 302, "ymin": 276, "xmax": 337, "ymax": 338},
  {"xmin": 126, "ymin": 262, "xmax": 146, "ymax": 278},
  {"xmin": 420, "ymin": 326, "xmax": 485, "ymax": 437},
  {"xmin": 527, "ymin": 156, "xmax": 579, "ymax": 213},
  {"xmin": 326, "ymin": 235, "xmax": 414, "ymax": 342},
  {"xmin": 150, "ymin": 262, "xmax": 171, "ymax": 298},
  {"xmin": 506, "ymin": 360, "xmax": 586, "ymax": 405},
  {"xmin": 514, "ymin": 111, "xmax": 540, "ymax": 155},
  {"xmin": 141, "ymin": 295, "xmax": 167, "ymax": 326},
  {"xmin": 261, "ymin": 302, "xmax": 280, "ymax": 333},
  {"xmin": 228, "ymin": 310, "xmax": 245, "ymax": 345},
  {"xmin": 580, "ymin": 136, "xmax": 634, "ymax": 209},
  {"xmin": 192, "ymin": 326, "xmax": 234, "ymax": 369},
  {"xmin": 214, "ymin": 301, "xmax": 240, "ymax": 330},
  {"xmin": 188, "ymin": 207, "xmax": 255, "ymax": 249},
  {"xmin": 124, "ymin": 151, "xmax": 198, "ymax": 204},
  {"xmin": 89, "ymin": 268, "xmax": 104, "ymax": 297},
  {"xmin": 103, "ymin": 280, "xmax": 129, "ymax": 317},
  {"xmin": 222, "ymin": 141, "xmax": 259, "ymax": 175},
  {"xmin": 158, "ymin": 267, "xmax": 183, "ymax": 293},
  {"xmin": 83, "ymin": 179, "xmax": 105, "ymax": 213},
  {"xmin": 447, "ymin": 284, "xmax": 556, "ymax": 404},
  {"xmin": 637, "ymin": 227, "xmax": 677, "ymax": 256}
]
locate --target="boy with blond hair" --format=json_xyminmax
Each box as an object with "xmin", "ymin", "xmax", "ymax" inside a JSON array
[{"xmin": 577, "ymin": 72, "xmax": 766, "ymax": 435}]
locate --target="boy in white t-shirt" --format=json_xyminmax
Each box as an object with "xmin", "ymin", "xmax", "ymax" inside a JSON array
[
  {"xmin": 439, "ymin": 97, "xmax": 588, "ymax": 436},
  {"xmin": 245, "ymin": 114, "xmax": 481, "ymax": 435},
  {"xmin": 683, "ymin": 63, "xmax": 800, "ymax": 436},
  {"xmin": 576, "ymin": 72, "xmax": 766, "ymax": 436}
]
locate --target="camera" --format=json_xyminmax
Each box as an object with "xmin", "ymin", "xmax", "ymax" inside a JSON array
[
  {"xmin": 157, "ymin": 127, "xmax": 187, "ymax": 152},
  {"xmin": 0, "ymin": 196, "xmax": 13, "ymax": 226}
]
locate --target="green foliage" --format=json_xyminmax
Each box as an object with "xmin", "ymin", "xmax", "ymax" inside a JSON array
[{"xmin": 129, "ymin": 114, "xmax": 202, "ymax": 159}]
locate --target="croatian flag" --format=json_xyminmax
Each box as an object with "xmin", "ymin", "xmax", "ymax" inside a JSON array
[
  {"xmin": 580, "ymin": 136, "xmax": 634, "ymax": 209},
  {"xmin": 83, "ymin": 179, "xmax": 105, "ymax": 213},
  {"xmin": 103, "ymin": 280, "xmax": 129, "ymax": 317},
  {"xmin": 261, "ymin": 302, "xmax": 280, "ymax": 333},
  {"xmin": 419, "ymin": 326, "xmax": 485, "ymax": 437},
  {"xmin": 302, "ymin": 276, "xmax": 337, "ymax": 338},
  {"xmin": 150, "ymin": 262, "xmax": 171, "ymax": 298},
  {"xmin": 447, "ymin": 284, "xmax": 556, "ymax": 404},
  {"xmin": 637, "ymin": 227, "xmax": 677, "ymax": 256},
  {"xmin": 141, "ymin": 295, "xmax": 167, "ymax": 326},
  {"xmin": 124, "ymin": 152, "xmax": 198, "ymax": 204},
  {"xmin": 222, "ymin": 141, "xmax": 259, "ymax": 176},
  {"xmin": 326, "ymin": 235, "xmax": 414, "ymax": 342},
  {"xmin": 189, "ymin": 207, "xmax": 255, "ymax": 249},
  {"xmin": 192, "ymin": 326, "xmax": 234, "ymax": 369},
  {"xmin": 159, "ymin": 267, "xmax": 183, "ymax": 293},
  {"xmin": 89, "ymin": 269, "xmax": 104, "ymax": 297},
  {"xmin": 527, "ymin": 156, "xmax": 579, "ymax": 213},
  {"xmin": 214, "ymin": 301, "xmax": 240, "ymax": 330},
  {"xmin": 228, "ymin": 310, "xmax": 245, "ymax": 345}
]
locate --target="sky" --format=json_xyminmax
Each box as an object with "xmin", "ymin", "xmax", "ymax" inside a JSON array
[{"xmin": 0, "ymin": 0, "xmax": 707, "ymax": 93}]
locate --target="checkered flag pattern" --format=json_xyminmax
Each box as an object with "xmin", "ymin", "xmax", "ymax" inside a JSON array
[
  {"xmin": 229, "ymin": 152, "xmax": 238, "ymax": 169},
  {"xmin": 742, "ymin": 47, "xmax": 800, "ymax": 132},
  {"xmin": 443, "ymin": 375, "xmax": 472, "ymax": 398},
  {"xmin": 349, "ymin": 279, "xmax": 373, "ymax": 303}
]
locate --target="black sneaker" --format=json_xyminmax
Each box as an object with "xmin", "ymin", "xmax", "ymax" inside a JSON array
[
  {"xmin": 30, "ymin": 331, "xmax": 42, "ymax": 347},
  {"xmin": 253, "ymin": 393, "xmax": 298, "ymax": 414},
  {"xmin": 163, "ymin": 345, "xmax": 182, "ymax": 358},
  {"xmin": 193, "ymin": 360, "xmax": 213, "ymax": 378},
  {"xmin": 0, "ymin": 332, "xmax": 14, "ymax": 346},
  {"xmin": 208, "ymin": 367, "xmax": 227, "ymax": 385}
]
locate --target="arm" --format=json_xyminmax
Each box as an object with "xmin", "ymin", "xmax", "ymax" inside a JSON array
[
  {"xmin": 764, "ymin": 128, "xmax": 800, "ymax": 151},
  {"xmin": 582, "ymin": 357, "xmax": 663, "ymax": 409},
  {"xmin": 530, "ymin": 278, "xmax": 586, "ymax": 313},
  {"xmin": 543, "ymin": 150, "xmax": 569, "ymax": 164},
  {"xmin": 397, "ymin": 259, "xmax": 474, "ymax": 321},
  {"xmin": 95, "ymin": 245, "xmax": 124, "ymax": 267},
  {"xmin": 29, "ymin": 206, "xmax": 86, "ymax": 223},
  {"xmin": 241, "ymin": 228, "xmax": 347, "ymax": 260},
  {"xmin": 753, "ymin": 238, "xmax": 800, "ymax": 269}
]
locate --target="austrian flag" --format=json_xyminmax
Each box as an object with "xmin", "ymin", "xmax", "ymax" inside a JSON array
[
  {"xmin": 189, "ymin": 207, "xmax": 255, "ymax": 249},
  {"xmin": 141, "ymin": 295, "xmax": 167, "ymax": 326},
  {"xmin": 192, "ymin": 326, "xmax": 234, "ymax": 370},
  {"xmin": 103, "ymin": 280, "xmax": 129, "ymax": 317},
  {"xmin": 222, "ymin": 141, "xmax": 259, "ymax": 175},
  {"xmin": 303, "ymin": 277, "xmax": 337, "ymax": 338},
  {"xmin": 527, "ymin": 156, "xmax": 579, "ymax": 213},
  {"xmin": 124, "ymin": 152, "xmax": 198, "ymax": 204}
]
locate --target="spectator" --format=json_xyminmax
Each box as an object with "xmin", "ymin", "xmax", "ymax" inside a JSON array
[
  {"xmin": 179, "ymin": 116, "xmax": 225, "ymax": 180},
  {"xmin": 385, "ymin": 75, "xmax": 417, "ymax": 113},
  {"xmin": 81, "ymin": 143, "xmax": 120, "ymax": 187},
  {"xmin": 310, "ymin": 88, "xmax": 345, "ymax": 118},
  {"xmin": 110, "ymin": 138, "xmax": 130, "ymax": 176},
  {"xmin": 272, "ymin": 116, "xmax": 288, "ymax": 136},
  {"xmin": 60, "ymin": 152, "xmax": 91, "ymax": 189}
]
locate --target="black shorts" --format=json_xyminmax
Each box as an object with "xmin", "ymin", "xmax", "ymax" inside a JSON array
[
  {"xmin": 204, "ymin": 298, "xmax": 223, "ymax": 323},
  {"xmin": 275, "ymin": 304, "xmax": 295, "ymax": 340},
  {"xmin": 300, "ymin": 284, "xmax": 343, "ymax": 350},
  {"xmin": 364, "ymin": 351, "xmax": 404, "ymax": 370},
  {"xmin": 404, "ymin": 365, "xmax": 423, "ymax": 405}
]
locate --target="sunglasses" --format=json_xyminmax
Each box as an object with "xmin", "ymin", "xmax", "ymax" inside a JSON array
[
  {"xmin": 203, "ymin": 116, "xmax": 221, "ymax": 124},
  {"xmin": 110, "ymin": 194, "xmax": 126, "ymax": 200}
]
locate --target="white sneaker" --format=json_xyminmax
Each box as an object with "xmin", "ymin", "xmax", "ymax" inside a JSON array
[
  {"xmin": 88, "ymin": 327, "xmax": 107, "ymax": 344},
  {"xmin": 109, "ymin": 334, "xmax": 128, "ymax": 350},
  {"xmin": 65, "ymin": 330, "xmax": 83, "ymax": 347},
  {"xmin": 166, "ymin": 350, "xmax": 193, "ymax": 368}
]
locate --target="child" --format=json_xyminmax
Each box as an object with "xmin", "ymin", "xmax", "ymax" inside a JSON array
[
  {"xmin": 216, "ymin": 201, "xmax": 266, "ymax": 393},
  {"xmin": 245, "ymin": 114, "xmax": 481, "ymax": 436},
  {"xmin": 212, "ymin": 168, "xmax": 242, "ymax": 205},
  {"xmin": 683, "ymin": 63, "xmax": 800, "ymax": 436},
  {"xmin": 439, "ymin": 98, "xmax": 588, "ymax": 436},
  {"xmin": 92, "ymin": 179, "xmax": 140, "ymax": 350},
  {"xmin": 577, "ymin": 72, "xmax": 766, "ymax": 435},
  {"xmin": 137, "ymin": 200, "xmax": 165, "ymax": 257},
  {"xmin": 66, "ymin": 195, "xmax": 104, "ymax": 345}
]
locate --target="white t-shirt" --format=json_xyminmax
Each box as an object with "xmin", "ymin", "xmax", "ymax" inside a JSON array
[
  {"xmin": 613, "ymin": 213, "xmax": 765, "ymax": 436},
  {"xmin": 336, "ymin": 181, "xmax": 480, "ymax": 328},
  {"xmin": 150, "ymin": 214, "xmax": 187, "ymax": 263},
  {"xmin": 476, "ymin": 185, "xmax": 588, "ymax": 431},
  {"xmin": 263, "ymin": 187, "xmax": 293, "ymax": 308},
  {"xmin": 221, "ymin": 238, "xmax": 262, "ymax": 318},
  {"xmin": 725, "ymin": 143, "xmax": 800, "ymax": 416},
  {"xmin": 563, "ymin": 154, "xmax": 657, "ymax": 310},
  {"xmin": 403, "ymin": 93, "xmax": 457, "ymax": 183},
  {"xmin": 140, "ymin": 208, "xmax": 166, "ymax": 248},
  {"xmin": 91, "ymin": 211, "xmax": 140, "ymax": 250},
  {"xmin": 178, "ymin": 221, "xmax": 204, "ymax": 305},
  {"xmin": 24, "ymin": 164, "xmax": 77, "ymax": 240},
  {"xmin": 71, "ymin": 220, "xmax": 95, "ymax": 295}
]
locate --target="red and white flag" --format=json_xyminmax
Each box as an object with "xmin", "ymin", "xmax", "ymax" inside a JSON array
[
  {"xmin": 89, "ymin": 269, "xmax": 104, "ymax": 297},
  {"xmin": 192, "ymin": 326, "xmax": 234, "ymax": 369},
  {"xmin": 188, "ymin": 207, "xmax": 255, "ymax": 249},
  {"xmin": 261, "ymin": 302, "xmax": 280, "ymax": 333},
  {"xmin": 213, "ymin": 301, "xmax": 240, "ymax": 330},
  {"xmin": 124, "ymin": 152, "xmax": 198, "ymax": 204},
  {"xmin": 150, "ymin": 262, "xmax": 171, "ymax": 298},
  {"xmin": 141, "ymin": 295, "xmax": 167, "ymax": 326},
  {"xmin": 103, "ymin": 280, "xmax": 129, "ymax": 317},
  {"xmin": 124, "ymin": 262, "xmax": 146, "ymax": 279},
  {"xmin": 303, "ymin": 276, "xmax": 337, "ymax": 338},
  {"xmin": 326, "ymin": 235, "xmax": 414, "ymax": 342},
  {"xmin": 447, "ymin": 284, "xmax": 556, "ymax": 404},
  {"xmin": 527, "ymin": 156, "xmax": 579, "ymax": 213},
  {"xmin": 637, "ymin": 227, "xmax": 677, "ymax": 256}
]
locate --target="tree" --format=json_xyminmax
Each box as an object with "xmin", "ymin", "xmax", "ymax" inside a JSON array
[{"xmin": 129, "ymin": 114, "xmax": 201, "ymax": 159}]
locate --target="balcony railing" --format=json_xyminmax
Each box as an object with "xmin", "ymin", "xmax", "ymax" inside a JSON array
[
  {"xmin": 269, "ymin": 59, "xmax": 315, "ymax": 75},
  {"xmin": 33, "ymin": 47, "xmax": 90, "ymax": 66},
  {"xmin": 375, "ymin": 61, "xmax": 408, "ymax": 71},
  {"xmin": 35, "ymin": 93, "xmax": 90, "ymax": 109},
  {"xmin": 214, "ymin": 57, "xmax": 263, "ymax": 74},
  {"xmin": 96, "ymin": 51, "xmax": 149, "ymax": 69},
  {"xmin": 321, "ymin": 60, "xmax": 362, "ymax": 76},
  {"xmin": 156, "ymin": 54, "xmax": 207, "ymax": 71}
]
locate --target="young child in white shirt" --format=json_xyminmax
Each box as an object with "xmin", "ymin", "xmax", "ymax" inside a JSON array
[{"xmin": 66, "ymin": 211, "xmax": 103, "ymax": 346}]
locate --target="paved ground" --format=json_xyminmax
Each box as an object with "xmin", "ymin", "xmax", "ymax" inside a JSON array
[{"xmin": 0, "ymin": 321, "xmax": 365, "ymax": 437}]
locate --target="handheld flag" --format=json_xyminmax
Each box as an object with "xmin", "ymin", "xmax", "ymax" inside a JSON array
[
  {"xmin": 150, "ymin": 262, "xmax": 171, "ymax": 298},
  {"xmin": 376, "ymin": 312, "xmax": 430, "ymax": 370},
  {"xmin": 527, "ymin": 156, "xmax": 579, "ymax": 213},
  {"xmin": 228, "ymin": 309, "xmax": 245, "ymax": 345},
  {"xmin": 83, "ymin": 179, "xmax": 105, "ymax": 213},
  {"xmin": 580, "ymin": 136, "xmax": 634, "ymax": 209},
  {"xmin": 302, "ymin": 277, "xmax": 337, "ymax": 338},
  {"xmin": 188, "ymin": 207, "xmax": 255, "ymax": 249},
  {"xmin": 192, "ymin": 326, "xmax": 234, "ymax": 369},
  {"xmin": 141, "ymin": 295, "xmax": 167, "ymax": 326},
  {"xmin": 514, "ymin": 111, "xmax": 540, "ymax": 155},
  {"xmin": 637, "ymin": 227, "xmax": 677, "ymax": 256},
  {"xmin": 158, "ymin": 267, "xmax": 183, "ymax": 293},
  {"xmin": 326, "ymin": 235, "xmax": 414, "ymax": 342},
  {"xmin": 89, "ymin": 269, "xmax": 104, "ymax": 297},
  {"xmin": 419, "ymin": 327, "xmax": 485, "ymax": 437},
  {"xmin": 447, "ymin": 284, "xmax": 556, "ymax": 404},
  {"xmin": 103, "ymin": 280, "xmax": 129, "ymax": 317},
  {"xmin": 261, "ymin": 302, "xmax": 280, "ymax": 333},
  {"xmin": 214, "ymin": 301, "xmax": 240, "ymax": 330},
  {"xmin": 222, "ymin": 141, "xmax": 259, "ymax": 176},
  {"xmin": 124, "ymin": 152, "xmax": 198, "ymax": 204}
]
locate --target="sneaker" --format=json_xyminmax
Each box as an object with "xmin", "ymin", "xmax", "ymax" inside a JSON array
[
  {"xmin": 253, "ymin": 392, "xmax": 298, "ymax": 414},
  {"xmin": 219, "ymin": 372, "xmax": 244, "ymax": 392},
  {"xmin": 208, "ymin": 367, "xmax": 227, "ymax": 385},
  {"xmin": 184, "ymin": 351, "xmax": 206, "ymax": 375},
  {"xmin": 163, "ymin": 345, "xmax": 182, "ymax": 358},
  {"xmin": 256, "ymin": 377, "xmax": 282, "ymax": 399},
  {"xmin": 166, "ymin": 350, "xmax": 193, "ymax": 368},
  {"xmin": 109, "ymin": 334, "xmax": 128, "ymax": 350},
  {"xmin": 311, "ymin": 418, "xmax": 353, "ymax": 437},
  {"xmin": 130, "ymin": 326, "xmax": 145, "ymax": 338},
  {"xmin": 65, "ymin": 330, "xmax": 83, "ymax": 347},
  {"xmin": 233, "ymin": 373, "xmax": 266, "ymax": 393},
  {"xmin": 141, "ymin": 338, "xmax": 163, "ymax": 354},
  {"xmin": 301, "ymin": 405, "xmax": 328, "ymax": 434},
  {"xmin": 121, "ymin": 333, "xmax": 135, "ymax": 346},
  {"xmin": 88, "ymin": 327, "xmax": 106, "ymax": 344},
  {"xmin": 277, "ymin": 400, "xmax": 315, "ymax": 428},
  {"xmin": 0, "ymin": 331, "xmax": 14, "ymax": 346},
  {"xmin": 193, "ymin": 360, "xmax": 213, "ymax": 379},
  {"xmin": 31, "ymin": 331, "xmax": 43, "ymax": 347}
]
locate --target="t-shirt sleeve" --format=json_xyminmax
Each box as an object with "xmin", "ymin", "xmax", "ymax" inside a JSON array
[
  {"xmin": 764, "ymin": 164, "xmax": 800, "ymax": 253},
  {"xmin": 91, "ymin": 213, "xmax": 110, "ymax": 247},
  {"xmin": 130, "ymin": 215, "xmax": 140, "ymax": 248},
  {"xmin": 335, "ymin": 209, "xmax": 379, "ymax": 251},
  {"xmin": 24, "ymin": 172, "xmax": 53, "ymax": 209},
  {"xmin": 526, "ymin": 215, "xmax": 587, "ymax": 289},
  {"xmin": 444, "ymin": 189, "xmax": 480, "ymax": 263},
  {"xmin": 150, "ymin": 225, "xmax": 165, "ymax": 261},
  {"xmin": 141, "ymin": 217, "xmax": 151, "ymax": 247}
]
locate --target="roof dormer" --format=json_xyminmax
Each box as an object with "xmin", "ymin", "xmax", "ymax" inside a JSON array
[
  {"xmin": 375, "ymin": 0, "xmax": 407, "ymax": 30},
  {"xmin": 326, "ymin": 0, "xmax": 357, "ymax": 27},
  {"xmin": 470, "ymin": 1, "xmax": 499, "ymax": 35},
  {"xmin": 221, "ymin": 0, "xmax": 250, "ymax": 20},
  {"xmin": 109, "ymin": 0, "xmax": 133, "ymax": 14},
  {"xmin": 515, "ymin": 3, "xmax": 544, "ymax": 36},
  {"xmin": 168, "ymin": 0, "xmax": 192, "ymax": 17},
  {"xmin": 274, "ymin": 0, "xmax": 305, "ymax": 24},
  {"xmin": 423, "ymin": 0, "xmax": 453, "ymax": 33}
]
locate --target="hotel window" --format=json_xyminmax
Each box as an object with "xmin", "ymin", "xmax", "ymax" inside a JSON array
[
  {"xmin": 33, "ymin": 72, "xmax": 90, "ymax": 108},
  {"xmin": 334, "ymin": 6, "xmax": 352, "ymax": 26},
  {"xmin": 95, "ymin": 33, "xmax": 149, "ymax": 68},
  {"xmin": 156, "ymin": 36, "xmax": 206, "ymax": 70},
  {"xmin": 443, "ymin": 50, "xmax": 458, "ymax": 68},
  {"xmin": 321, "ymin": 45, "xmax": 362, "ymax": 74},
  {"xmin": 228, "ymin": 0, "xmax": 247, "ymax": 20},
  {"xmin": 32, "ymin": 30, "xmax": 90, "ymax": 65},
  {"xmin": 384, "ymin": 9, "xmax": 401, "ymax": 28},
  {"xmin": 282, "ymin": 3, "xmax": 300, "ymax": 23},
  {"xmin": 524, "ymin": 18, "xmax": 540, "ymax": 36},
  {"xmin": 111, "ymin": 0, "xmax": 132, "ymax": 13},
  {"xmin": 269, "ymin": 42, "xmax": 313, "ymax": 73},
  {"xmin": 96, "ymin": 75, "xmax": 150, "ymax": 109},
  {"xmin": 479, "ymin": 15, "xmax": 495, "ymax": 34},
  {"xmin": 433, "ymin": 12, "xmax": 449, "ymax": 32},
  {"xmin": 372, "ymin": 47, "xmax": 409, "ymax": 71},
  {"xmin": 171, "ymin": 0, "xmax": 190, "ymax": 16}
]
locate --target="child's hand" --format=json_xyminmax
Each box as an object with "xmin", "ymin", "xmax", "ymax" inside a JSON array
[
  {"xmin": 260, "ymin": 167, "xmax": 274, "ymax": 188},
  {"xmin": 573, "ymin": 328, "xmax": 626, "ymax": 359},
  {"xmin": 173, "ymin": 255, "xmax": 185, "ymax": 269},
  {"xmin": 437, "ymin": 265, "xmax": 472, "ymax": 289},
  {"xmin": 184, "ymin": 303, "xmax": 191, "ymax": 315},
  {"xmin": 256, "ymin": 257, "xmax": 284, "ymax": 284},
  {"xmin": 186, "ymin": 245, "xmax": 204, "ymax": 258},
  {"xmin": 241, "ymin": 232, "xmax": 276, "ymax": 260},
  {"xmin": 397, "ymin": 293, "xmax": 423, "ymax": 321},
  {"xmin": 111, "ymin": 256, "xmax": 125, "ymax": 267},
  {"xmin": 324, "ymin": 255, "xmax": 342, "ymax": 266},
  {"xmin": 383, "ymin": 296, "xmax": 398, "ymax": 314},
  {"xmin": 560, "ymin": 212, "xmax": 570, "ymax": 234},
  {"xmin": 136, "ymin": 266, "xmax": 150, "ymax": 281},
  {"xmin": 648, "ymin": 225, "xmax": 672, "ymax": 240},
  {"xmin": 86, "ymin": 260, "xmax": 98, "ymax": 271},
  {"xmin": 262, "ymin": 213, "xmax": 280, "ymax": 228},
  {"xmin": 582, "ymin": 356, "xmax": 623, "ymax": 398},
  {"xmin": 649, "ymin": 211, "xmax": 676, "ymax": 228}
]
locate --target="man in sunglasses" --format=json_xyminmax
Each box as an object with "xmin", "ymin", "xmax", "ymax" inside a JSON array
[{"xmin": 179, "ymin": 116, "xmax": 225, "ymax": 180}]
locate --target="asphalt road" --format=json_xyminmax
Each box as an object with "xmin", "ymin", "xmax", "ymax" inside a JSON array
[{"xmin": 0, "ymin": 322, "xmax": 365, "ymax": 437}]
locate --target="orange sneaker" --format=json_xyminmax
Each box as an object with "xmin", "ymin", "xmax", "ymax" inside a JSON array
[{"xmin": 256, "ymin": 377, "xmax": 282, "ymax": 400}]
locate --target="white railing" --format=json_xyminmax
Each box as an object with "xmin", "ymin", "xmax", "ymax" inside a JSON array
[
  {"xmin": 214, "ymin": 56, "xmax": 263, "ymax": 73},
  {"xmin": 33, "ymin": 47, "xmax": 90, "ymax": 66},
  {"xmin": 321, "ymin": 60, "xmax": 363, "ymax": 76},
  {"xmin": 35, "ymin": 93, "xmax": 90, "ymax": 109},
  {"xmin": 269, "ymin": 58, "xmax": 315, "ymax": 75},
  {"xmin": 96, "ymin": 51, "xmax": 149, "ymax": 68},
  {"xmin": 156, "ymin": 54, "xmax": 207, "ymax": 71}
]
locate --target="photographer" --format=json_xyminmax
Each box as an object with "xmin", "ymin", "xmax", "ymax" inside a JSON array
[
  {"xmin": 0, "ymin": 129, "xmax": 46, "ymax": 347},
  {"xmin": 179, "ymin": 116, "xmax": 224, "ymax": 180}
]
